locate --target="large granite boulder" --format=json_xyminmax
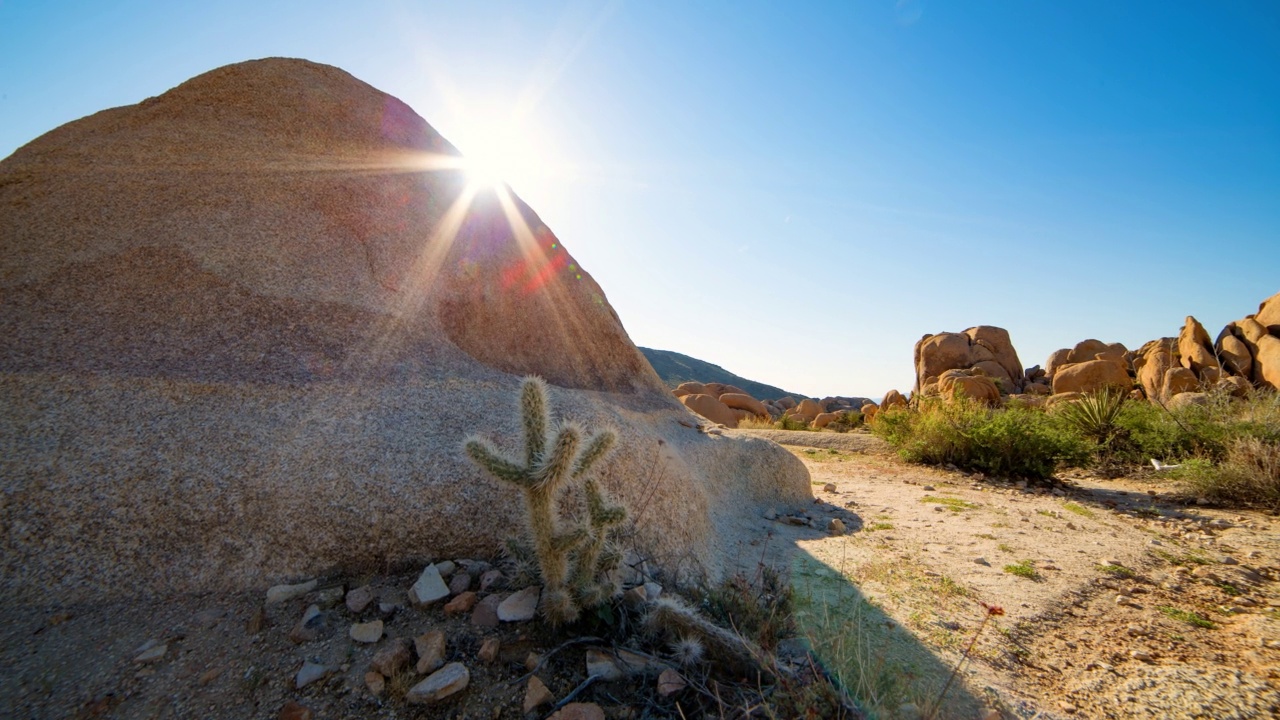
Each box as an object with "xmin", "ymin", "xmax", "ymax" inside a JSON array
[
  {"xmin": 1177, "ymin": 316, "xmax": 1220, "ymax": 379},
  {"xmin": 0, "ymin": 58, "xmax": 809, "ymax": 603},
  {"xmin": 914, "ymin": 326, "xmax": 1023, "ymax": 394}
]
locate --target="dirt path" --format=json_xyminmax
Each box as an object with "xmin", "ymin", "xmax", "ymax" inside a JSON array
[{"xmin": 736, "ymin": 430, "xmax": 1280, "ymax": 719}]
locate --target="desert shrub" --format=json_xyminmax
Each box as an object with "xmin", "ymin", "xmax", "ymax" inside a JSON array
[
  {"xmin": 775, "ymin": 415, "xmax": 811, "ymax": 431},
  {"xmin": 872, "ymin": 399, "xmax": 1089, "ymax": 480},
  {"xmin": 1174, "ymin": 436, "xmax": 1280, "ymax": 510}
]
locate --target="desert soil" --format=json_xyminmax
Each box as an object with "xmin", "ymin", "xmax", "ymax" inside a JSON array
[{"xmin": 2, "ymin": 429, "xmax": 1278, "ymax": 720}]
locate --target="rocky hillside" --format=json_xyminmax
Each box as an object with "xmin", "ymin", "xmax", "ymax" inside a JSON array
[{"xmin": 639, "ymin": 347, "xmax": 802, "ymax": 401}]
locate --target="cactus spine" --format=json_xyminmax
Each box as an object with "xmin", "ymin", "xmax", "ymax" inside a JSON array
[{"xmin": 464, "ymin": 376, "xmax": 624, "ymax": 624}]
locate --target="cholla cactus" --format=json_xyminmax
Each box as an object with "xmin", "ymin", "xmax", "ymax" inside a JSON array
[
  {"xmin": 464, "ymin": 376, "xmax": 621, "ymax": 624},
  {"xmin": 644, "ymin": 596, "xmax": 769, "ymax": 678},
  {"xmin": 571, "ymin": 477, "xmax": 627, "ymax": 607}
]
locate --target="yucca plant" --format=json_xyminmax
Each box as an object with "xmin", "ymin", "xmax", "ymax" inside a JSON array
[{"xmin": 1056, "ymin": 386, "xmax": 1127, "ymax": 447}]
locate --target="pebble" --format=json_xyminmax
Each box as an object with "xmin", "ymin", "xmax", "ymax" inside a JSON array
[
  {"xmin": 349, "ymin": 620, "xmax": 383, "ymax": 644},
  {"xmin": 444, "ymin": 591, "xmax": 478, "ymax": 615},
  {"xmin": 289, "ymin": 605, "xmax": 325, "ymax": 644},
  {"xmin": 548, "ymin": 703, "xmax": 606, "ymax": 720},
  {"xmin": 657, "ymin": 668, "xmax": 687, "ymax": 697},
  {"xmin": 498, "ymin": 587, "xmax": 540, "ymax": 622},
  {"xmin": 449, "ymin": 572, "xmax": 473, "ymax": 595},
  {"xmin": 1221, "ymin": 556, "xmax": 1238, "ymax": 565},
  {"xmin": 823, "ymin": 483, "xmax": 837, "ymax": 492},
  {"xmin": 523, "ymin": 676, "xmax": 554, "ymax": 713},
  {"xmin": 310, "ymin": 586, "xmax": 344, "ymax": 609},
  {"xmin": 345, "ymin": 585, "xmax": 374, "ymax": 614},
  {"xmin": 974, "ymin": 557, "xmax": 990, "ymax": 566},
  {"xmin": 828, "ymin": 518, "xmax": 846, "ymax": 535},
  {"xmin": 478, "ymin": 637, "xmax": 501, "ymax": 664},
  {"xmin": 435, "ymin": 560, "xmax": 457, "ymax": 578},
  {"xmin": 406, "ymin": 662, "xmax": 470, "ymax": 704},
  {"xmin": 295, "ymin": 662, "xmax": 330, "ymax": 689},
  {"xmin": 409, "ymin": 565, "xmax": 450, "ymax": 606},
  {"xmin": 364, "ymin": 671, "xmax": 385, "ymax": 696},
  {"xmin": 1130, "ymin": 650, "xmax": 1153, "ymax": 662},
  {"xmin": 471, "ymin": 593, "xmax": 502, "ymax": 627},
  {"xmin": 370, "ymin": 637, "xmax": 412, "ymax": 675},
  {"xmin": 479, "ymin": 569, "xmax": 505, "ymax": 592},
  {"xmin": 133, "ymin": 642, "xmax": 167, "ymax": 664},
  {"xmin": 415, "ymin": 630, "xmax": 447, "ymax": 674},
  {"xmin": 279, "ymin": 701, "xmax": 315, "ymax": 720},
  {"xmin": 266, "ymin": 580, "xmax": 317, "ymax": 605},
  {"xmin": 922, "ymin": 485, "xmax": 935, "ymax": 491},
  {"xmin": 586, "ymin": 648, "xmax": 623, "ymax": 680},
  {"xmin": 763, "ymin": 508, "xmax": 778, "ymax": 520}
]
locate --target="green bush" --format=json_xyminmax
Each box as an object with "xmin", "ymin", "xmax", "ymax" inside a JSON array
[
  {"xmin": 872, "ymin": 399, "xmax": 1089, "ymax": 480},
  {"xmin": 1174, "ymin": 437, "xmax": 1280, "ymax": 510}
]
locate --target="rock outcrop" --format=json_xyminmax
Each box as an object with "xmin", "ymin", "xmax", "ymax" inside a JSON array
[
  {"xmin": 914, "ymin": 326, "xmax": 1023, "ymax": 397},
  {"xmin": 0, "ymin": 58, "xmax": 810, "ymax": 603}
]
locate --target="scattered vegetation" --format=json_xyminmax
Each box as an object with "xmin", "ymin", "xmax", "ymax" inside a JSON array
[
  {"xmin": 1002, "ymin": 560, "xmax": 1041, "ymax": 581},
  {"xmin": 1062, "ymin": 501, "xmax": 1095, "ymax": 518},
  {"xmin": 919, "ymin": 495, "xmax": 978, "ymax": 512},
  {"xmin": 1096, "ymin": 564, "xmax": 1136, "ymax": 579},
  {"xmin": 1158, "ymin": 606, "xmax": 1216, "ymax": 629},
  {"xmin": 865, "ymin": 522, "xmax": 894, "ymax": 532},
  {"xmin": 872, "ymin": 388, "xmax": 1279, "ymax": 509}
]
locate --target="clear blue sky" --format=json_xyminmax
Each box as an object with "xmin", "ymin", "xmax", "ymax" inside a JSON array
[{"xmin": 2, "ymin": 1, "xmax": 1277, "ymax": 397}]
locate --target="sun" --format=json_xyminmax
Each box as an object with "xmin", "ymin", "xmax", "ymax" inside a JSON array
[{"xmin": 455, "ymin": 122, "xmax": 545, "ymax": 194}]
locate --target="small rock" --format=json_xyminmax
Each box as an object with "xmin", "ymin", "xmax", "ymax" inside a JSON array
[
  {"xmin": 1115, "ymin": 595, "xmax": 1130, "ymax": 606},
  {"xmin": 974, "ymin": 557, "xmax": 990, "ymax": 566},
  {"xmin": 345, "ymin": 585, "xmax": 374, "ymax": 614},
  {"xmin": 266, "ymin": 580, "xmax": 317, "ymax": 605},
  {"xmin": 415, "ymin": 630, "xmax": 447, "ymax": 674},
  {"xmin": 349, "ymin": 620, "xmax": 384, "ymax": 644},
  {"xmin": 133, "ymin": 643, "xmax": 167, "ymax": 664},
  {"xmin": 1102, "ymin": 558, "xmax": 1123, "ymax": 568},
  {"xmin": 409, "ymin": 565, "xmax": 450, "ymax": 606},
  {"xmin": 585, "ymin": 648, "xmax": 623, "ymax": 680},
  {"xmin": 471, "ymin": 593, "xmax": 502, "ymax": 627},
  {"xmin": 197, "ymin": 668, "xmax": 222, "ymax": 686},
  {"xmin": 922, "ymin": 485, "xmax": 936, "ymax": 491},
  {"xmin": 295, "ymin": 662, "xmax": 330, "ymax": 689},
  {"xmin": 479, "ymin": 569, "xmax": 504, "ymax": 592},
  {"xmin": 548, "ymin": 703, "xmax": 606, "ymax": 720},
  {"xmin": 623, "ymin": 586, "xmax": 648, "ymax": 606},
  {"xmin": 444, "ymin": 591, "xmax": 478, "ymax": 615},
  {"xmin": 449, "ymin": 572, "xmax": 473, "ymax": 595},
  {"xmin": 763, "ymin": 508, "xmax": 778, "ymax": 520},
  {"xmin": 1221, "ymin": 556, "xmax": 1239, "ymax": 565},
  {"xmin": 478, "ymin": 637, "xmax": 501, "ymax": 664},
  {"xmin": 310, "ymin": 586, "xmax": 344, "ymax": 609},
  {"xmin": 370, "ymin": 637, "xmax": 412, "ymax": 675},
  {"xmin": 278, "ymin": 701, "xmax": 314, "ymax": 720},
  {"xmin": 1060, "ymin": 703, "xmax": 1077, "ymax": 714},
  {"xmin": 406, "ymin": 662, "xmax": 470, "ymax": 704},
  {"xmin": 377, "ymin": 602, "xmax": 399, "ymax": 618},
  {"xmin": 498, "ymin": 587, "xmax": 540, "ymax": 622},
  {"xmin": 365, "ymin": 671, "xmax": 385, "ymax": 696},
  {"xmin": 289, "ymin": 604, "xmax": 325, "ymax": 644},
  {"xmin": 435, "ymin": 560, "xmax": 457, "ymax": 578},
  {"xmin": 1130, "ymin": 650, "xmax": 1153, "ymax": 662},
  {"xmin": 822, "ymin": 483, "xmax": 837, "ymax": 493},
  {"xmin": 827, "ymin": 518, "xmax": 846, "ymax": 535},
  {"xmin": 525, "ymin": 652, "xmax": 542, "ymax": 671},
  {"xmin": 523, "ymin": 675, "xmax": 554, "ymax": 713},
  {"xmin": 657, "ymin": 668, "xmax": 686, "ymax": 697},
  {"xmin": 643, "ymin": 582, "xmax": 662, "ymax": 600},
  {"xmin": 457, "ymin": 559, "xmax": 492, "ymax": 576}
]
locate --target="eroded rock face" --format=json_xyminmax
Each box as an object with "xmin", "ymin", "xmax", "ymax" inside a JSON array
[
  {"xmin": 937, "ymin": 369, "xmax": 1001, "ymax": 406},
  {"xmin": 1051, "ymin": 358, "xmax": 1132, "ymax": 395},
  {"xmin": 1177, "ymin": 317, "xmax": 1219, "ymax": 379},
  {"xmin": 0, "ymin": 58, "xmax": 810, "ymax": 603}
]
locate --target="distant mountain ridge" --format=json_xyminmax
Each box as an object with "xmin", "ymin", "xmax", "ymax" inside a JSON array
[{"xmin": 639, "ymin": 347, "xmax": 805, "ymax": 401}]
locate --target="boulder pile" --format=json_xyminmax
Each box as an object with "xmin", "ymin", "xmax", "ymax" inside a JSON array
[{"xmin": 672, "ymin": 381, "xmax": 872, "ymax": 429}]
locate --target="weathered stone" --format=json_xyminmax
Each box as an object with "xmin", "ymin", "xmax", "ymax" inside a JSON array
[
  {"xmin": 673, "ymin": 381, "xmax": 705, "ymax": 397},
  {"xmin": 479, "ymin": 569, "xmax": 504, "ymax": 592},
  {"xmin": 1255, "ymin": 291, "xmax": 1280, "ymax": 334},
  {"xmin": 719, "ymin": 392, "xmax": 769, "ymax": 418},
  {"xmin": 812, "ymin": 412, "xmax": 840, "ymax": 429},
  {"xmin": 828, "ymin": 518, "xmax": 846, "ymax": 535},
  {"xmin": 1216, "ymin": 326, "xmax": 1253, "ymax": 378},
  {"xmin": 443, "ymin": 591, "xmax": 478, "ymax": 615},
  {"xmin": 309, "ymin": 586, "xmax": 344, "ymax": 609},
  {"xmin": 1168, "ymin": 392, "xmax": 1209, "ymax": 410},
  {"xmin": 406, "ymin": 662, "xmax": 470, "ymax": 704},
  {"xmin": 1164, "ymin": 367, "xmax": 1200, "ymax": 398},
  {"xmin": 938, "ymin": 369, "xmax": 1000, "ymax": 405},
  {"xmin": 133, "ymin": 642, "xmax": 167, "ymax": 664},
  {"xmin": 523, "ymin": 675, "xmax": 555, "ymax": 713},
  {"xmin": 295, "ymin": 662, "xmax": 330, "ymax": 689},
  {"xmin": 370, "ymin": 636, "xmax": 412, "ymax": 676},
  {"xmin": 498, "ymin": 586, "xmax": 540, "ymax": 622},
  {"xmin": 409, "ymin": 565, "xmax": 450, "ymax": 607},
  {"xmin": 364, "ymin": 671, "xmax": 385, "ymax": 697},
  {"xmin": 471, "ymin": 593, "xmax": 502, "ymax": 627},
  {"xmin": 414, "ymin": 630, "xmax": 446, "ymax": 674},
  {"xmin": 266, "ymin": 580, "xmax": 316, "ymax": 605},
  {"xmin": 585, "ymin": 648, "xmax": 623, "ymax": 680},
  {"xmin": 349, "ymin": 619, "xmax": 384, "ymax": 644},
  {"xmin": 434, "ymin": 560, "xmax": 456, "ymax": 578},
  {"xmin": 657, "ymin": 668, "xmax": 687, "ymax": 697},
  {"xmin": 289, "ymin": 604, "xmax": 325, "ymax": 644},
  {"xmin": 1178, "ymin": 316, "xmax": 1220, "ymax": 376},
  {"xmin": 478, "ymin": 637, "xmax": 501, "ymax": 664},
  {"xmin": 1052, "ymin": 358, "xmax": 1130, "ymax": 395},
  {"xmin": 345, "ymin": 585, "xmax": 374, "ymax": 614},
  {"xmin": 449, "ymin": 572, "xmax": 472, "ymax": 595},
  {"xmin": 279, "ymin": 701, "xmax": 315, "ymax": 720},
  {"xmin": 793, "ymin": 398, "xmax": 824, "ymax": 421}
]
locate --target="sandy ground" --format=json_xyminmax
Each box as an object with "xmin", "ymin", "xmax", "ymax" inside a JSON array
[
  {"xmin": 729, "ymin": 429, "xmax": 1280, "ymax": 719},
  {"xmin": 2, "ymin": 429, "xmax": 1277, "ymax": 719}
]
